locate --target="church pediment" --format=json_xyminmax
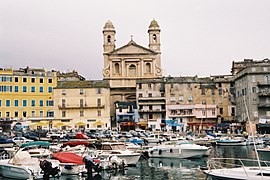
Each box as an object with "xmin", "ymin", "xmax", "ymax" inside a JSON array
[{"xmin": 109, "ymin": 41, "xmax": 156, "ymax": 55}]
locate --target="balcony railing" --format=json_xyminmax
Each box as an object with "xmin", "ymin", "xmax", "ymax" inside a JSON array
[
  {"xmin": 58, "ymin": 104, "xmax": 104, "ymax": 110},
  {"xmin": 138, "ymin": 109, "xmax": 166, "ymax": 113}
]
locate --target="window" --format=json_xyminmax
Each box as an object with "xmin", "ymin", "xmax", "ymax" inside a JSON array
[
  {"xmin": 201, "ymin": 88, "xmax": 206, "ymax": 95},
  {"xmin": 149, "ymin": 105, "xmax": 153, "ymax": 110},
  {"xmin": 114, "ymin": 63, "xmax": 120, "ymax": 74},
  {"xmin": 149, "ymin": 114, "xmax": 153, "ymax": 119},
  {"xmin": 107, "ymin": 35, "xmax": 111, "ymax": 44},
  {"xmin": 148, "ymin": 83, "xmax": 151, "ymax": 89},
  {"xmin": 40, "ymin": 111, "xmax": 43, "ymax": 117},
  {"xmin": 80, "ymin": 89, "xmax": 83, "ymax": 95},
  {"xmin": 62, "ymin": 111, "xmax": 66, "ymax": 117},
  {"xmin": 6, "ymin": 100, "xmax": 10, "ymax": 107},
  {"xmin": 39, "ymin": 86, "xmax": 44, "ymax": 93},
  {"xmin": 15, "ymin": 86, "xmax": 19, "ymax": 92},
  {"xmin": 212, "ymin": 109, "xmax": 216, "ymax": 116},
  {"xmin": 48, "ymin": 87, "xmax": 52, "ymax": 93},
  {"xmin": 46, "ymin": 100, "xmax": 54, "ymax": 106},
  {"xmin": 80, "ymin": 110, "xmax": 84, "ymax": 117},
  {"xmin": 218, "ymin": 89, "xmax": 223, "ymax": 95},
  {"xmin": 0, "ymin": 100, "xmax": 1, "ymax": 106},
  {"xmin": 23, "ymin": 77, "xmax": 27, "ymax": 82},
  {"xmin": 23, "ymin": 111, "xmax": 27, "ymax": 117},
  {"xmin": 14, "ymin": 111, "xmax": 18, "ymax": 117},
  {"xmin": 152, "ymin": 34, "xmax": 157, "ymax": 43},
  {"xmin": 148, "ymin": 93, "xmax": 152, "ymax": 97},
  {"xmin": 170, "ymin": 96, "xmax": 175, "ymax": 102},
  {"xmin": 48, "ymin": 79, "xmax": 52, "ymax": 83},
  {"xmin": 31, "ymin": 100, "xmax": 36, "ymax": 107},
  {"xmin": 179, "ymin": 96, "xmax": 184, "ymax": 101},
  {"xmin": 211, "ymin": 89, "xmax": 215, "ymax": 95},
  {"xmin": 31, "ymin": 78, "xmax": 35, "ymax": 83},
  {"xmin": 97, "ymin": 110, "xmax": 101, "ymax": 116},
  {"xmin": 31, "ymin": 111, "xmax": 35, "ymax": 117},
  {"xmin": 14, "ymin": 100, "xmax": 19, "ymax": 107},
  {"xmin": 97, "ymin": 98, "xmax": 101, "ymax": 107},
  {"xmin": 40, "ymin": 100, "xmax": 43, "ymax": 107},
  {"xmin": 62, "ymin": 99, "xmax": 66, "ymax": 107},
  {"xmin": 15, "ymin": 77, "xmax": 19, "ymax": 82},
  {"xmin": 6, "ymin": 112, "xmax": 10, "ymax": 117},
  {"xmin": 252, "ymin": 87, "xmax": 257, "ymax": 93},
  {"xmin": 145, "ymin": 63, "xmax": 151, "ymax": 74},
  {"xmin": 80, "ymin": 99, "xmax": 84, "ymax": 107},
  {"xmin": 220, "ymin": 108, "xmax": 223, "ymax": 114},
  {"xmin": 188, "ymin": 96, "xmax": 193, "ymax": 101},
  {"xmin": 96, "ymin": 88, "xmax": 101, "ymax": 94},
  {"xmin": 39, "ymin": 78, "xmax": 43, "ymax": 83},
  {"xmin": 23, "ymin": 86, "xmax": 27, "ymax": 92},
  {"xmin": 139, "ymin": 93, "xmax": 143, "ymax": 98},
  {"xmin": 23, "ymin": 100, "xmax": 27, "ymax": 107},
  {"xmin": 47, "ymin": 111, "xmax": 54, "ymax": 117},
  {"xmin": 138, "ymin": 83, "xmax": 142, "ymax": 89},
  {"xmin": 31, "ymin": 86, "xmax": 35, "ymax": 92},
  {"xmin": 129, "ymin": 64, "xmax": 136, "ymax": 76}
]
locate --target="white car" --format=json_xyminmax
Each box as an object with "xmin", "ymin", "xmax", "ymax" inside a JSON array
[{"xmin": 12, "ymin": 137, "xmax": 33, "ymax": 146}]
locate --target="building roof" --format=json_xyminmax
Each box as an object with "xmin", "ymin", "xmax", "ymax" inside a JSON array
[
  {"xmin": 149, "ymin": 19, "xmax": 160, "ymax": 29},
  {"xmin": 55, "ymin": 80, "xmax": 110, "ymax": 89}
]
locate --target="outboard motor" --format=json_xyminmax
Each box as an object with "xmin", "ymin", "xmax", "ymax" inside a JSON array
[
  {"xmin": 83, "ymin": 156, "xmax": 103, "ymax": 179},
  {"xmin": 40, "ymin": 160, "xmax": 60, "ymax": 180}
]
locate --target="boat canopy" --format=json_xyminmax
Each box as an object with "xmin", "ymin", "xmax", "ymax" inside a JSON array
[
  {"xmin": 20, "ymin": 141, "xmax": 50, "ymax": 148},
  {"xmin": 51, "ymin": 152, "xmax": 84, "ymax": 165}
]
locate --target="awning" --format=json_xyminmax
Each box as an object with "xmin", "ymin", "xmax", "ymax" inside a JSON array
[
  {"xmin": 168, "ymin": 123, "xmax": 183, "ymax": 127},
  {"xmin": 187, "ymin": 122, "xmax": 216, "ymax": 126},
  {"xmin": 75, "ymin": 122, "xmax": 86, "ymax": 126},
  {"xmin": 53, "ymin": 122, "xmax": 69, "ymax": 127},
  {"xmin": 93, "ymin": 120, "xmax": 104, "ymax": 126},
  {"xmin": 137, "ymin": 121, "xmax": 148, "ymax": 125},
  {"xmin": 31, "ymin": 121, "xmax": 49, "ymax": 127}
]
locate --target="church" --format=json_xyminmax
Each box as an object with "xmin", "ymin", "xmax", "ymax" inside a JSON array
[{"xmin": 102, "ymin": 19, "xmax": 163, "ymax": 129}]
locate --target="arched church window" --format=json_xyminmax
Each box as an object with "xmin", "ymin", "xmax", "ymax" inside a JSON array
[
  {"xmin": 129, "ymin": 64, "xmax": 136, "ymax": 77},
  {"xmin": 145, "ymin": 63, "xmax": 151, "ymax": 74},
  {"xmin": 107, "ymin": 35, "xmax": 111, "ymax": 44},
  {"xmin": 153, "ymin": 34, "xmax": 157, "ymax": 43},
  {"xmin": 114, "ymin": 63, "xmax": 120, "ymax": 74}
]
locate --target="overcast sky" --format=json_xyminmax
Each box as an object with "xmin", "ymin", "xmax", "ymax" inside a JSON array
[{"xmin": 1, "ymin": 0, "xmax": 270, "ymax": 79}]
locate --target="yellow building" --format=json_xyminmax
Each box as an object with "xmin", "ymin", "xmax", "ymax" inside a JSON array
[
  {"xmin": 0, "ymin": 67, "xmax": 57, "ymax": 130},
  {"xmin": 53, "ymin": 80, "xmax": 111, "ymax": 130}
]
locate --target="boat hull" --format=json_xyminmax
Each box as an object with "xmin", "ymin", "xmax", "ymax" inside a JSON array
[
  {"xmin": 216, "ymin": 141, "xmax": 246, "ymax": 146},
  {"xmin": 0, "ymin": 160, "xmax": 41, "ymax": 179},
  {"xmin": 149, "ymin": 148, "xmax": 207, "ymax": 159}
]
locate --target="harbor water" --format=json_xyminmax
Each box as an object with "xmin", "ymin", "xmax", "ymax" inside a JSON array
[
  {"xmin": 53, "ymin": 145, "xmax": 260, "ymax": 180},
  {"xmin": 0, "ymin": 144, "xmax": 261, "ymax": 180}
]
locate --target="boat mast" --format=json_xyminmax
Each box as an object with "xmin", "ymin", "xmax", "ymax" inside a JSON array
[{"xmin": 243, "ymin": 97, "xmax": 263, "ymax": 178}]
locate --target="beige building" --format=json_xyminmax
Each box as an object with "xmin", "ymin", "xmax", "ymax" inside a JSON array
[
  {"xmin": 102, "ymin": 20, "xmax": 163, "ymax": 127},
  {"xmin": 136, "ymin": 79, "xmax": 166, "ymax": 130},
  {"xmin": 54, "ymin": 80, "xmax": 111, "ymax": 130},
  {"xmin": 165, "ymin": 76, "xmax": 218, "ymax": 133}
]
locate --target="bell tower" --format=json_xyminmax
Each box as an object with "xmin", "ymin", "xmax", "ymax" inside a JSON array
[
  {"xmin": 103, "ymin": 20, "xmax": 116, "ymax": 53},
  {"xmin": 148, "ymin": 19, "xmax": 161, "ymax": 53}
]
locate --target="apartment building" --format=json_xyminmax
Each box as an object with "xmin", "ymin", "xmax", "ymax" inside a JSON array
[
  {"xmin": 0, "ymin": 67, "xmax": 57, "ymax": 130},
  {"xmin": 54, "ymin": 80, "xmax": 111, "ymax": 130}
]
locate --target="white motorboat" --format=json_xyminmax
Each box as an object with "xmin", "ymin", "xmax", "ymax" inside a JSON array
[
  {"xmin": 148, "ymin": 141, "xmax": 209, "ymax": 159},
  {"xmin": 203, "ymin": 158, "xmax": 270, "ymax": 180},
  {"xmin": 0, "ymin": 149, "xmax": 61, "ymax": 179},
  {"xmin": 95, "ymin": 142, "xmax": 141, "ymax": 166},
  {"xmin": 216, "ymin": 137, "xmax": 247, "ymax": 146}
]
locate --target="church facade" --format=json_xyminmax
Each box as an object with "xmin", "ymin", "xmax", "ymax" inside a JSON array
[{"xmin": 102, "ymin": 20, "xmax": 163, "ymax": 128}]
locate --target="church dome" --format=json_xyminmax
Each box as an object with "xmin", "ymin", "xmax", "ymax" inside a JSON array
[
  {"xmin": 104, "ymin": 20, "xmax": 115, "ymax": 29},
  {"xmin": 149, "ymin": 19, "xmax": 160, "ymax": 29}
]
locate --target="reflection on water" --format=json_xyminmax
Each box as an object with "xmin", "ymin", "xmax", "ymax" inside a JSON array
[{"xmin": 1, "ymin": 145, "xmax": 264, "ymax": 180}]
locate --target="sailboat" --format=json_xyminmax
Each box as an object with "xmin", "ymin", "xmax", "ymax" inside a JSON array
[{"xmin": 202, "ymin": 97, "xmax": 270, "ymax": 179}]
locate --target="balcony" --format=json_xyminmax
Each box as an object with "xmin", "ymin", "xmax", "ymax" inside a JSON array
[
  {"xmin": 138, "ymin": 96, "xmax": 166, "ymax": 101},
  {"xmin": 168, "ymin": 113, "xmax": 195, "ymax": 118},
  {"xmin": 258, "ymin": 103, "xmax": 270, "ymax": 108},
  {"xmin": 258, "ymin": 90, "xmax": 270, "ymax": 97},
  {"xmin": 58, "ymin": 104, "xmax": 105, "ymax": 110},
  {"xmin": 138, "ymin": 109, "xmax": 166, "ymax": 113}
]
